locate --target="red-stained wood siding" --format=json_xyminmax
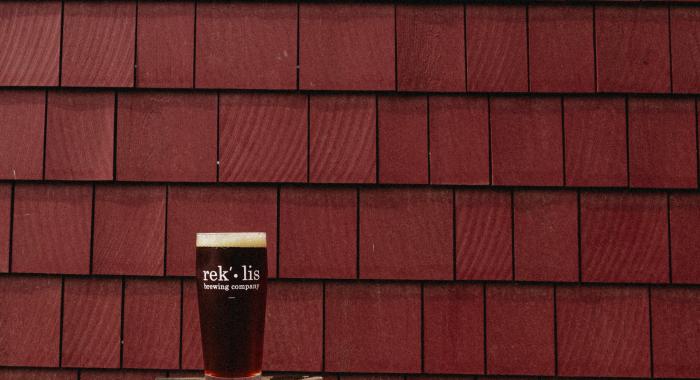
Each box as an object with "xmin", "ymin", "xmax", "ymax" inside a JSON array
[
  {"xmin": 309, "ymin": 95, "xmax": 377, "ymax": 184},
  {"xmin": 0, "ymin": 1, "xmax": 697, "ymax": 379},
  {"xmin": 423, "ymin": 283, "xmax": 484, "ymax": 374},
  {"xmin": 563, "ymin": 97, "xmax": 628, "ymax": 187},
  {"xmin": 324, "ymin": 282, "xmax": 421, "ymax": 373},
  {"xmin": 467, "ymin": 5, "xmax": 528, "ymax": 92},
  {"xmin": 61, "ymin": 1, "xmax": 135, "ymax": 87},
  {"xmin": 116, "ymin": 92, "xmax": 217, "ymax": 182},
  {"xmin": 0, "ymin": 1, "xmax": 61, "ymax": 86},
  {"xmin": 195, "ymin": 2, "xmax": 296, "ymax": 90},
  {"xmin": 92, "ymin": 184, "xmax": 166, "ymax": 276},
  {"xmin": 528, "ymin": 5, "xmax": 595, "ymax": 93},
  {"xmin": 396, "ymin": 4, "xmax": 465, "ymax": 92},
  {"xmin": 580, "ymin": 192, "xmax": 669, "ymax": 283},
  {"xmin": 0, "ymin": 184, "xmax": 11, "ymax": 272},
  {"xmin": 0, "ymin": 90, "xmax": 45, "ymax": 180},
  {"xmin": 45, "ymin": 90, "xmax": 114, "ymax": 180},
  {"xmin": 377, "ymin": 96, "xmax": 428, "ymax": 184},
  {"xmin": 219, "ymin": 93, "xmax": 307, "ymax": 183},
  {"xmin": 595, "ymin": 5, "xmax": 670, "ymax": 93},
  {"xmin": 263, "ymin": 281, "xmax": 324, "ymax": 371},
  {"xmin": 557, "ymin": 286, "xmax": 651, "ymax": 377},
  {"xmin": 490, "ymin": 97, "xmax": 563, "ymax": 186},
  {"xmin": 62, "ymin": 277, "xmax": 122, "ymax": 368},
  {"xmin": 122, "ymin": 278, "xmax": 180, "ymax": 369},
  {"xmin": 0, "ymin": 276, "xmax": 62, "ymax": 367},
  {"xmin": 428, "ymin": 96, "xmax": 489, "ymax": 185},
  {"xmin": 300, "ymin": 3, "xmax": 394, "ymax": 91},
  {"xmin": 12, "ymin": 184, "xmax": 92, "ymax": 274},
  {"xmin": 279, "ymin": 187, "xmax": 356, "ymax": 279},
  {"xmin": 136, "ymin": 1, "xmax": 195, "ymax": 88},
  {"xmin": 456, "ymin": 189, "xmax": 512, "ymax": 281},
  {"xmin": 514, "ymin": 190, "xmax": 579, "ymax": 282},
  {"xmin": 359, "ymin": 188, "xmax": 452, "ymax": 280},
  {"xmin": 486, "ymin": 284, "xmax": 555, "ymax": 376}
]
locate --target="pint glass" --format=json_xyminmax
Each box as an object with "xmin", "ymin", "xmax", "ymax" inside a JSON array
[{"xmin": 196, "ymin": 232, "xmax": 268, "ymax": 380}]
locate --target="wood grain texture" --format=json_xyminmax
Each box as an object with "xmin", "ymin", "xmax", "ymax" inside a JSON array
[
  {"xmin": 456, "ymin": 189, "xmax": 512, "ymax": 281},
  {"xmin": 93, "ymin": 184, "xmax": 165, "ymax": 276},
  {"xmin": 116, "ymin": 92, "xmax": 217, "ymax": 182},
  {"xmin": 467, "ymin": 5, "xmax": 528, "ymax": 92},
  {"xmin": 514, "ymin": 190, "xmax": 578, "ymax": 282},
  {"xmin": 377, "ymin": 96, "xmax": 428, "ymax": 184},
  {"xmin": 580, "ymin": 192, "xmax": 669, "ymax": 283},
  {"xmin": 309, "ymin": 95, "xmax": 376, "ymax": 184},
  {"xmin": 279, "ymin": 186, "xmax": 356, "ymax": 279},
  {"xmin": 669, "ymin": 193, "xmax": 700, "ymax": 284},
  {"xmin": 429, "ymin": 96, "xmax": 489, "ymax": 185},
  {"xmin": 325, "ymin": 282, "xmax": 421, "ymax": 373},
  {"xmin": 491, "ymin": 97, "xmax": 563, "ymax": 186},
  {"xmin": 0, "ymin": 369, "xmax": 76, "ymax": 380},
  {"xmin": 628, "ymin": 97, "xmax": 697, "ymax": 189},
  {"xmin": 557, "ymin": 286, "xmax": 650, "ymax": 377},
  {"xmin": 0, "ymin": 90, "xmax": 45, "ymax": 180},
  {"xmin": 359, "ymin": 188, "xmax": 452, "ymax": 280},
  {"xmin": 595, "ymin": 6, "xmax": 670, "ymax": 93},
  {"xmin": 136, "ymin": 0, "xmax": 194, "ymax": 88},
  {"xmin": 300, "ymin": 3, "xmax": 394, "ymax": 91},
  {"xmin": 219, "ymin": 93, "xmax": 307, "ymax": 183},
  {"xmin": 564, "ymin": 97, "xmax": 628, "ymax": 187},
  {"xmin": 45, "ymin": 90, "xmax": 114, "ymax": 180},
  {"xmin": 423, "ymin": 283, "xmax": 484, "ymax": 374},
  {"xmin": 122, "ymin": 278, "xmax": 180, "ymax": 369},
  {"xmin": 12, "ymin": 184, "xmax": 92, "ymax": 274},
  {"xmin": 396, "ymin": 4, "xmax": 465, "ymax": 92},
  {"xmin": 528, "ymin": 5, "xmax": 594, "ymax": 92},
  {"xmin": 671, "ymin": 6, "xmax": 700, "ymax": 93},
  {"xmin": 651, "ymin": 288, "xmax": 700, "ymax": 378},
  {"xmin": 181, "ymin": 279, "xmax": 203, "ymax": 369},
  {"xmin": 80, "ymin": 370, "xmax": 167, "ymax": 380},
  {"xmin": 196, "ymin": 2, "xmax": 296, "ymax": 89},
  {"xmin": 0, "ymin": 184, "xmax": 10, "ymax": 272},
  {"xmin": 486, "ymin": 284, "xmax": 555, "ymax": 376},
  {"xmin": 264, "ymin": 281, "xmax": 323, "ymax": 371},
  {"xmin": 0, "ymin": 1, "xmax": 61, "ymax": 86},
  {"xmin": 166, "ymin": 185, "xmax": 277, "ymax": 277},
  {"xmin": 61, "ymin": 1, "xmax": 135, "ymax": 87},
  {"xmin": 0, "ymin": 276, "xmax": 61, "ymax": 366},
  {"xmin": 61, "ymin": 277, "xmax": 122, "ymax": 368}
]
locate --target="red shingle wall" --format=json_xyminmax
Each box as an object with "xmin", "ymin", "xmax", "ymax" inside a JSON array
[{"xmin": 0, "ymin": 1, "xmax": 699, "ymax": 379}]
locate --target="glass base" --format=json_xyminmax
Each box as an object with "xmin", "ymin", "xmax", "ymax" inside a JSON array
[{"xmin": 205, "ymin": 374, "xmax": 261, "ymax": 380}]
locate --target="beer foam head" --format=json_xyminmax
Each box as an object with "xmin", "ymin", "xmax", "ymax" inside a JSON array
[{"xmin": 196, "ymin": 232, "xmax": 266, "ymax": 248}]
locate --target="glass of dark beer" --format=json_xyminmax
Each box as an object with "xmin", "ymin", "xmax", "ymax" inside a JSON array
[{"xmin": 196, "ymin": 232, "xmax": 268, "ymax": 380}]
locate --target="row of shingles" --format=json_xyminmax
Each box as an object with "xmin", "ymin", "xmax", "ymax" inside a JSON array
[
  {"xmin": 0, "ymin": 275, "xmax": 323, "ymax": 373},
  {"xmin": 294, "ymin": 282, "xmax": 700, "ymax": 378},
  {"xmin": 2, "ymin": 183, "xmax": 700, "ymax": 285},
  {"xmin": 0, "ymin": 274, "xmax": 180, "ymax": 369},
  {"xmin": 0, "ymin": 90, "xmax": 697, "ymax": 189},
  {"xmin": 3, "ymin": 2, "xmax": 700, "ymax": 94},
  {"xmin": 0, "ymin": 183, "xmax": 278, "ymax": 277},
  {"xmin": 0, "ymin": 368, "xmax": 212, "ymax": 380},
  {"xmin": 3, "ymin": 274, "xmax": 697, "ymax": 378},
  {"xmin": 0, "ymin": 369, "xmax": 336, "ymax": 380}
]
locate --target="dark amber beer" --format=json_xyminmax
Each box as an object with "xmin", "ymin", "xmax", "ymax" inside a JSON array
[{"xmin": 196, "ymin": 232, "xmax": 268, "ymax": 380}]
